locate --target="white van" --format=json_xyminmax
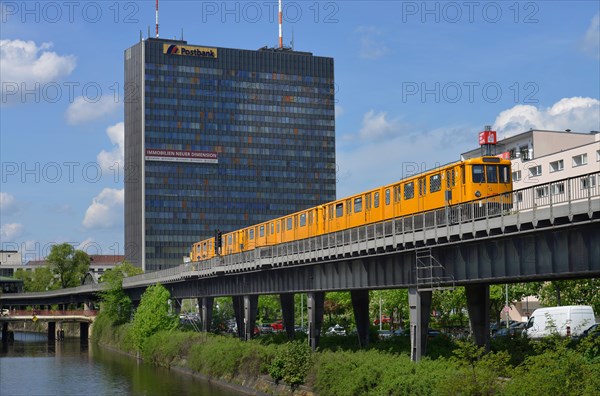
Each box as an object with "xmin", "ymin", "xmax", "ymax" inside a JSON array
[{"xmin": 525, "ymin": 305, "xmax": 596, "ymax": 339}]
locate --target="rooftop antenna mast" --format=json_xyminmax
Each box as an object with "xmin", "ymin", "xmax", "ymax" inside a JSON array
[
  {"xmin": 155, "ymin": 0, "xmax": 159, "ymax": 38},
  {"xmin": 278, "ymin": 0, "xmax": 283, "ymax": 48}
]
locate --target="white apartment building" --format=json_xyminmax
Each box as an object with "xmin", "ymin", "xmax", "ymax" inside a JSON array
[
  {"xmin": 0, "ymin": 250, "xmax": 22, "ymax": 277},
  {"xmin": 463, "ymin": 129, "xmax": 599, "ymax": 190}
]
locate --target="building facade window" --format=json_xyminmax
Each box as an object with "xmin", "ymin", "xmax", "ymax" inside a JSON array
[
  {"xmin": 512, "ymin": 170, "xmax": 522, "ymax": 181},
  {"xmin": 528, "ymin": 165, "xmax": 542, "ymax": 177},
  {"xmin": 549, "ymin": 159, "xmax": 564, "ymax": 173},
  {"xmin": 572, "ymin": 153, "xmax": 587, "ymax": 167},
  {"xmin": 581, "ymin": 175, "xmax": 596, "ymax": 189}
]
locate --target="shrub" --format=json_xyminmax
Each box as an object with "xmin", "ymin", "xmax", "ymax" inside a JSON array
[{"xmin": 268, "ymin": 341, "xmax": 313, "ymax": 387}]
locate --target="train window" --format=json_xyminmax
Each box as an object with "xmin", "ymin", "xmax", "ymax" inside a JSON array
[
  {"xmin": 249, "ymin": 229, "xmax": 254, "ymax": 240},
  {"xmin": 329, "ymin": 205, "xmax": 334, "ymax": 220},
  {"xmin": 472, "ymin": 165, "xmax": 485, "ymax": 183},
  {"xmin": 396, "ymin": 185, "xmax": 402, "ymax": 202},
  {"xmin": 430, "ymin": 174, "xmax": 441, "ymax": 192},
  {"xmin": 404, "ymin": 182, "xmax": 414, "ymax": 199},
  {"xmin": 418, "ymin": 178, "xmax": 426, "ymax": 196},
  {"xmin": 346, "ymin": 199, "xmax": 352, "ymax": 214},
  {"xmin": 336, "ymin": 203, "xmax": 343, "ymax": 218},
  {"xmin": 277, "ymin": 221, "xmax": 280, "ymax": 233},
  {"xmin": 499, "ymin": 165, "xmax": 510, "ymax": 183},
  {"xmin": 300, "ymin": 213, "xmax": 307, "ymax": 227},
  {"xmin": 461, "ymin": 165, "xmax": 465, "ymax": 184},
  {"xmin": 228, "ymin": 235, "xmax": 232, "ymax": 245},
  {"xmin": 486, "ymin": 165, "xmax": 498, "ymax": 183},
  {"xmin": 287, "ymin": 217, "xmax": 293, "ymax": 230},
  {"xmin": 374, "ymin": 192, "xmax": 380, "ymax": 208},
  {"xmin": 354, "ymin": 197, "xmax": 363, "ymax": 212},
  {"xmin": 270, "ymin": 223, "xmax": 274, "ymax": 234},
  {"xmin": 366, "ymin": 194, "xmax": 372, "ymax": 210},
  {"xmin": 259, "ymin": 225, "xmax": 265, "ymax": 237},
  {"xmin": 385, "ymin": 189, "xmax": 390, "ymax": 205}
]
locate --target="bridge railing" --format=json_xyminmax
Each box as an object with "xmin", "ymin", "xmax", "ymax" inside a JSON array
[
  {"xmin": 122, "ymin": 171, "xmax": 599, "ymax": 286},
  {"xmin": 2, "ymin": 309, "xmax": 98, "ymax": 317}
]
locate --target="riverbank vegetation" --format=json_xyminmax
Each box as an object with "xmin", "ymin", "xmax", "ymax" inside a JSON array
[{"xmin": 92, "ymin": 282, "xmax": 600, "ymax": 395}]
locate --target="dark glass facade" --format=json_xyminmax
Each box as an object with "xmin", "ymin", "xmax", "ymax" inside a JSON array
[{"xmin": 125, "ymin": 38, "xmax": 336, "ymax": 271}]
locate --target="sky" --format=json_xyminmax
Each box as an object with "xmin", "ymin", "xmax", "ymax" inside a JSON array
[{"xmin": 1, "ymin": 0, "xmax": 599, "ymax": 263}]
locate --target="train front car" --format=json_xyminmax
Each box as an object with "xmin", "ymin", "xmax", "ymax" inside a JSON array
[{"xmin": 463, "ymin": 156, "xmax": 513, "ymax": 216}]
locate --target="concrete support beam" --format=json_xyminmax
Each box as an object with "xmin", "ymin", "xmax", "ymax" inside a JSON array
[
  {"xmin": 80, "ymin": 322, "xmax": 89, "ymax": 341},
  {"xmin": 280, "ymin": 293, "xmax": 295, "ymax": 340},
  {"xmin": 351, "ymin": 289, "xmax": 370, "ymax": 347},
  {"xmin": 232, "ymin": 295, "xmax": 244, "ymax": 339},
  {"xmin": 465, "ymin": 283, "xmax": 490, "ymax": 351},
  {"xmin": 408, "ymin": 287, "xmax": 432, "ymax": 362},
  {"xmin": 243, "ymin": 295, "xmax": 258, "ymax": 341},
  {"xmin": 307, "ymin": 291, "xmax": 325, "ymax": 350},
  {"xmin": 48, "ymin": 322, "xmax": 56, "ymax": 341},
  {"xmin": 199, "ymin": 297, "xmax": 214, "ymax": 332}
]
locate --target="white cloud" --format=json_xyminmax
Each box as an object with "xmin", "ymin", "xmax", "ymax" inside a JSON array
[
  {"xmin": 0, "ymin": 192, "xmax": 16, "ymax": 212},
  {"xmin": 356, "ymin": 26, "xmax": 389, "ymax": 60},
  {"xmin": 82, "ymin": 188, "xmax": 124, "ymax": 229},
  {"xmin": 66, "ymin": 96, "xmax": 121, "ymax": 125},
  {"xmin": 493, "ymin": 97, "xmax": 600, "ymax": 138},
  {"xmin": 0, "ymin": 39, "xmax": 76, "ymax": 98},
  {"xmin": 0, "ymin": 223, "xmax": 24, "ymax": 241},
  {"xmin": 359, "ymin": 110, "xmax": 403, "ymax": 140},
  {"xmin": 581, "ymin": 14, "xmax": 599, "ymax": 59},
  {"xmin": 97, "ymin": 122, "xmax": 125, "ymax": 172}
]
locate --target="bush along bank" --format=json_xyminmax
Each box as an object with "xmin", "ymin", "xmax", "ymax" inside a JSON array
[{"xmin": 92, "ymin": 314, "xmax": 600, "ymax": 396}]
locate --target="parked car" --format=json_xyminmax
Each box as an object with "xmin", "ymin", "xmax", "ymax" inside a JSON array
[
  {"xmin": 259, "ymin": 323, "xmax": 274, "ymax": 334},
  {"xmin": 373, "ymin": 315, "xmax": 391, "ymax": 325},
  {"xmin": 327, "ymin": 324, "xmax": 346, "ymax": 336},
  {"xmin": 270, "ymin": 319, "xmax": 284, "ymax": 332},
  {"xmin": 574, "ymin": 323, "xmax": 599, "ymax": 340},
  {"xmin": 377, "ymin": 330, "xmax": 393, "ymax": 339},
  {"xmin": 1, "ymin": 309, "xmax": 9, "ymax": 317}
]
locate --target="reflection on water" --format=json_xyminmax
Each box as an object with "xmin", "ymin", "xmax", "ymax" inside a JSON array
[{"xmin": 0, "ymin": 333, "xmax": 241, "ymax": 396}]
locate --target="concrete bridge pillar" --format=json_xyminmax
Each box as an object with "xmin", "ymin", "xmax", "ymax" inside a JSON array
[
  {"xmin": 80, "ymin": 322, "xmax": 89, "ymax": 341},
  {"xmin": 307, "ymin": 291, "xmax": 325, "ymax": 350},
  {"xmin": 199, "ymin": 297, "xmax": 214, "ymax": 332},
  {"xmin": 408, "ymin": 287, "xmax": 432, "ymax": 362},
  {"xmin": 232, "ymin": 296, "xmax": 244, "ymax": 339},
  {"xmin": 280, "ymin": 293, "xmax": 295, "ymax": 340},
  {"xmin": 243, "ymin": 295, "xmax": 258, "ymax": 341},
  {"xmin": 465, "ymin": 284, "xmax": 490, "ymax": 351},
  {"xmin": 48, "ymin": 322, "xmax": 56, "ymax": 341},
  {"xmin": 351, "ymin": 289, "xmax": 370, "ymax": 347}
]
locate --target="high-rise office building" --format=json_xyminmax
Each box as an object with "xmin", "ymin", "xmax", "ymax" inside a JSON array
[{"xmin": 125, "ymin": 38, "xmax": 336, "ymax": 271}]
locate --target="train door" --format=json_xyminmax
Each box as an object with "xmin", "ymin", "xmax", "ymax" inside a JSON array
[
  {"xmin": 332, "ymin": 202, "xmax": 344, "ymax": 231},
  {"xmin": 445, "ymin": 168, "xmax": 458, "ymax": 206},
  {"xmin": 365, "ymin": 193, "xmax": 372, "ymax": 224},
  {"xmin": 485, "ymin": 164, "xmax": 500, "ymax": 196},
  {"xmin": 418, "ymin": 177, "xmax": 427, "ymax": 212}
]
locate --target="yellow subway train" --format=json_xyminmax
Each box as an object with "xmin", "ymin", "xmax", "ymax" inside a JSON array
[{"xmin": 190, "ymin": 156, "xmax": 512, "ymax": 262}]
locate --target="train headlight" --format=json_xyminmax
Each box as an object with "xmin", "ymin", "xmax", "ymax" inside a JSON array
[{"xmin": 475, "ymin": 190, "xmax": 481, "ymax": 198}]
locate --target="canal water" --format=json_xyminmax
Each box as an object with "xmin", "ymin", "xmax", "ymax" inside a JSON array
[{"xmin": 0, "ymin": 332, "xmax": 242, "ymax": 396}]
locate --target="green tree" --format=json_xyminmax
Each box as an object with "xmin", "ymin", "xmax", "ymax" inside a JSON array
[
  {"xmin": 489, "ymin": 283, "xmax": 537, "ymax": 324},
  {"xmin": 535, "ymin": 279, "xmax": 600, "ymax": 314},
  {"xmin": 99, "ymin": 261, "xmax": 142, "ymax": 324},
  {"xmin": 14, "ymin": 267, "xmax": 58, "ymax": 292},
  {"xmin": 46, "ymin": 243, "xmax": 90, "ymax": 288},
  {"xmin": 258, "ymin": 294, "xmax": 281, "ymax": 322},
  {"xmin": 131, "ymin": 283, "xmax": 178, "ymax": 351}
]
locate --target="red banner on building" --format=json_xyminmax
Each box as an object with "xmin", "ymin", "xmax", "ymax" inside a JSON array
[{"xmin": 145, "ymin": 149, "xmax": 218, "ymax": 164}]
